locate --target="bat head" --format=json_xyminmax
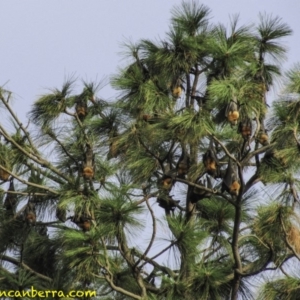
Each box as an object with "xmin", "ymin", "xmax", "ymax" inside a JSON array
[
  {"xmin": 227, "ymin": 111, "xmax": 239, "ymax": 125},
  {"xmin": 81, "ymin": 220, "xmax": 91, "ymax": 232},
  {"xmin": 172, "ymin": 86, "xmax": 182, "ymax": 98},
  {"xmin": 230, "ymin": 181, "xmax": 240, "ymax": 196},
  {"xmin": 258, "ymin": 133, "xmax": 269, "ymax": 145},
  {"xmin": 0, "ymin": 169, "xmax": 10, "ymax": 181},
  {"xmin": 83, "ymin": 166, "xmax": 94, "ymax": 179},
  {"xmin": 26, "ymin": 212, "xmax": 36, "ymax": 224}
]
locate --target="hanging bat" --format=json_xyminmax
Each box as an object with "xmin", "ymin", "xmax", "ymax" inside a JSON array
[
  {"xmin": 142, "ymin": 114, "xmax": 152, "ymax": 122},
  {"xmin": 157, "ymin": 168, "xmax": 176, "ymax": 192},
  {"xmin": 142, "ymin": 113, "xmax": 158, "ymax": 124},
  {"xmin": 157, "ymin": 195, "xmax": 180, "ymax": 215},
  {"xmin": 238, "ymin": 118, "xmax": 252, "ymax": 140},
  {"xmin": 56, "ymin": 206, "xmax": 67, "ymax": 222},
  {"xmin": 71, "ymin": 214, "xmax": 92, "ymax": 232},
  {"xmin": 258, "ymin": 131, "xmax": 269, "ymax": 146},
  {"xmin": 190, "ymin": 176, "xmax": 213, "ymax": 204},
  {"xmin": 82, "ymin": 144, "xmax": 95, "ymax": 180},
  {"xmin": 222, "ymin": 159, "xmax": 240, "ymax": 196},
  {"xmin": 0, "ymin": 168, "xmax": 10, "ymax": 181},
  {"xmin": 238, "ymin": 118, "xmax": 252, "ymax": 155},
  {"xmin": 157, "ymin": 175, "xmax": 173, "ymax": 192},
  {"xmin": 24, "ymin": 202, "xmax": 36, "ymax": 225},
  {"xmin": 225, "ymin": 100, "xmax": 239, "ymax": 125},
  {"xmin": 75, "ymin": 96, "xmax": 88, "ymax": 121},
  {"xmin": 172, "ymin": 79, "xmax": 185, "ymax": 98},
  {"xmin": 203, "ymin": 141, "xmax": 219, "ymax": 177},
  {"xmin": 172, "ymin": 86, "xmax": 183, "ymax": 98},
  {"xmin": 176, "ymin": 145, "xmax": 190, "ymax": 178},
  {"xmin": 4, "ymin": 178, "xmax": 17, "ymax": 210}
]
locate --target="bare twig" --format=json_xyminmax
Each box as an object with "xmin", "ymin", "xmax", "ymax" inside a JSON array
[
  {"xmin": 134, "ymin": 197, "xmax": 157, "ymax": 268},
  {"xmin": 139, "ymin": 240, "xmax": 178, "ymax": 270},
  {"xmin": 210, "ymin": 134, "xmax": 241, "ymax": 167},
  {"xmin": 241, "ymin": 143, "xmax": 273, "ymax": 165},
  {"xmin": 49, "ymin": 133, "xmax": 79, "ymax": 166},
  {"xmin": 138, "ymin": 136, "xmax": 162, "ymax": 166}
]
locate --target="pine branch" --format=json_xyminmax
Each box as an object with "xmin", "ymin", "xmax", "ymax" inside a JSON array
[
  {"xmin": 0, "ymin": 164, "xmax": 58, "ymax": 194},
  {"xmin": 0, "ymin": 124, "xmax": 72, "ymax": 183},
  {"xmin": 45, "ymin": 130, "xmax": 79, "ymax": 166},
  {"xmin": 0, "ymin": 92, "xmax": 39, "ymax": 158},
  {"xmin": 3, "ymin": 190, "xmax": 49, "ymax": 196},
  {"xmin": 293, "ymin": 127, "xmax": 300, "ymax": 147},
  {"xmin": 96, "ymin": 239, "xmax": 143, "ymax": 300},
  {"xmin": 176, "ymin": 177, "xmax": 236, "ymax": 206},
  {"xmin": 185, "ymin": 73, "xmax": 191, "ymax": 107},
  {"xmin": 0, "ymin": 254, "xmax": 52, "ymax": 283},
  {"xmin": 241, "ymin": 143, "xmax": 273, "ymax": 165},
  {"xmin": 138, "ymin": 136, "xmax": 163, "ymax": 166},
  {"xmin": 235, "ymin": 249, "xmax": 273, "ymax": 277},
  {"xmin": 290, "ymin": 181, "xmax": 300, "ymax": 207},
  {"xmin": 190, "ymin": 64, "xmax": 202, "ymax": 107},
  {"xmin": 103, "ymin": 273, "xmax": 142, "ymax": 300},
  {"xmin": 132, "ymin": 249, "xmax": 177, "ymax": 278},
  {"xmin": 210, "ymin": 134, "xmax": 241, "ymax": 167},
  {"xmin": 73, "ymin": 111, "xmax": 90, "ymax": 145},
  {"xmin": 230, "ymin": 165, "xmax": 244, "ymax": 300},
  {"xmin": 116, "ymin": 225, "xmax": 135, "ymax": 267},
  {"xmin": 139, "ymin": 239, "xmax": 178, "ymax": 270},
  {"xmin": 135, "ymin": 273, "xmax": 147, "ymax": 299},
  {"xmin": 244, "ymin": 173, "xmax": 261, "ymax": 194},
  {"xmin": 94, "ymin": 266, "xmax": 143, "ymax": 300},
  {"xmin": 280, "ymin": 214, "xmax": 300, "ymax": 261},
  {"xmin": 134, "ymin": 196, "xmax": 157, "ymax": 268},
  {"xmin": 24, "ymin": 161, "xmax": 65, "ymax": 185}
]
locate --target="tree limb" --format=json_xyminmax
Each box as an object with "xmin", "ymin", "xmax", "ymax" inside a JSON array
[
  {"xmin": 0, "ymin": 164, "xmax": 58, "ymax": 194},
  {"xmin": 0, "ymin": 124, "xmax": 71, "ymax": 183},
  {"xmin": 134, "ymin": 197, "xmax": 157, "ymax": 268},
  {"xmin": 0, "ymin": 254, "xmax": 52, "ymax": 283}
]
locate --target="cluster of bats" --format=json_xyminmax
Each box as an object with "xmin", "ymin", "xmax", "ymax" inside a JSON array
[
  {"xmin": 1, "ymin": 98, "xmax": 271, "ymax": 229},
  {"xmin": 1, "ymin": 143, "xmax": 96, "ymax": 232},
  {"xmin": 156, "ymin": 99, "xmax": 271, "ymax": 211},
  {"xmin": 202, "ymin": 142, "xmax": 240, "ymax": 196},
  {"xmin": 157, "ymin": 141, "xmax": 241, "ymax": 213},
  {"xmin": 226, "ymin": 100, "xmax": 269, "ymax": 146}
]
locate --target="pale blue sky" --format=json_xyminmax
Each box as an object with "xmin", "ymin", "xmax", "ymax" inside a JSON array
[
  {"xmin": 1, "ymin": 1, "xmax": 299, "ymax": 289},
  {"xmin": 1, "ymin": 0, "xmax": 299, "ymax": 121}
]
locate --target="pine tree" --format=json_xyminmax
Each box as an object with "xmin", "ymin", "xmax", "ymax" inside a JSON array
[{"xmin": 0, "ymin": 2, "xmax": 298, "ymax": 300}]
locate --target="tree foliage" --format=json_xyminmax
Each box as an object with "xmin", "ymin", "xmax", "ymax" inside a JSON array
[{"xmin": 0, "ymin": 2, "xmax": 299, "ymax": 299}]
